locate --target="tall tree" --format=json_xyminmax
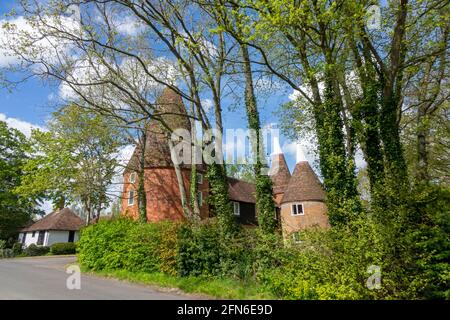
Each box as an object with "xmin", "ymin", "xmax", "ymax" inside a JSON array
[
  {"xmin": 0, "ymin": 121, "xmax": 41, "ymax": 241},
  {"xmin": 16, "ymin": 105, "xmax": 126, "ymax": 225}
]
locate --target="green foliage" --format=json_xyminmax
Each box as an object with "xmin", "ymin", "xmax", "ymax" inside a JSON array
[
  {"xmin": 77, "ymin": 217, "xmax": 180, "ymax": 276},
  {"xmin": 50, "ymin": 242, "xmax": 77, "ymax": 255},
  {"xmin": 177, "ymin": 220, "xmax": 224, "ymax": 277},
  {"xmin": 0, "ymin": 248, "xmax": 13, "ymax": 258},
  {"xmin": 16, "ymin": 105, "xmax": 126, "ymax": 217},
  {"xmin": 206, "ymin": 164, "xmax": 237, "ymax": 236},
  {"xmin": 12, "ymin": 242, "xmax": 23, "ymax": 256},
  {"xmin": 0, "ymin": 121, "xmax": 38, "ymax": 241},
  {"xmin": 25, "ymin": 244, "xmax": 50, "ymax": 256},
  {"xmin": 255, "ymin": 175, "xmax": 277, "ymax": 233}
]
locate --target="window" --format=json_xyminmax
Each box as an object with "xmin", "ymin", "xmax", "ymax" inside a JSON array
[
  {"xmin": 32, "ymin": 231, "xmax": 36, "ymax": 237},
  {"xmin": 68, "ymin": 231, "xmax": 75, "ymax": 243},
  {"xmin": 129, "ymin": 172, "xmax": 137, "ymax": 183},
  {"xmin": 292, "ymin": 232, "xmax": 302, "ymax": 243},
  {"xmin": 233, "ymin": 201, "xmax": 240, "ymax": 216},
  {"xmin": 291, "ymin": 203, "xmax": 304, "ymax": 216},
  {"xmin": 37, "ymin": 231, "xmax": 45, "ymax": 246},
  {"xmin": 196, "ymin": 173, "xmax": 203, "ymax": 184},
  {"xmin": 197, "ymin": 192, "xmax": 203, "ymax": 206},
  {"xmin": 128, "ymin": 190, "xmax": 135, "ymax": 206}
]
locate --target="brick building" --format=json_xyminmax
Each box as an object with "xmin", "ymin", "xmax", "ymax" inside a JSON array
[{"xmin": 121, "ymin": 88, "xmax": 329, "ymax": 238}]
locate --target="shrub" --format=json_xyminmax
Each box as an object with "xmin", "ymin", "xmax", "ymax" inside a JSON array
[
  {"xmin": 12, "ymin": 242, "xmax": 23, "ymax": 256},
  {"xmin": 77, "ymin": 217, "xmax": 180, "ymax": 275},
  {"xmin": 0, "ymin": 248, "xmax": 13, "ymax": 258},
  {"xmin": 25, "ymin": 244, "xmax": 50, "ymax": 256},
  {"xmin": 177, "ymin": 220, "xmax": 224, "ymax": 277},
  {"xmin": 0, "ymin": 240, "xmax": 6, "ymax": 249},
  {"xmin": 50, "ymin": 242, "xmax": 76, "ymax": 255}
]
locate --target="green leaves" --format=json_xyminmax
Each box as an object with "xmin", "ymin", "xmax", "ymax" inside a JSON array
[{"xmin": 0, "ymin": 121, "xmax": 37, "ymax": 241}]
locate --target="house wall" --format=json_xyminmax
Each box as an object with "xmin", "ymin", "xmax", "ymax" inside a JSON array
[
  {"xmin": 273, "ymin": 193, "xmax": 284, "ymax": 207},
  {"xmin": 19, "ymin": 230, "xmax": 80, "ymax": 247},
  {"xmin": 235, "ymin": 201, "xmax": 257, "ymax": 225},
  {"xmin": 122, "ymin": 167, "xmax": 210, "ymax": 222},
  {"xmin": 46, "ymin": 230, "xmax": 80, "ymax": 246},
  {"xmin": 280, "ymin": 201, "xmax": 329, "ymax": 239},
  {"xmin": 19, "ymin": 231, "xmax": 40, "ymax": 247}
]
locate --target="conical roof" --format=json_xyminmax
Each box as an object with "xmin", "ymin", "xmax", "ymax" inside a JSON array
[
  {"xmin": 281, "ymin": 161, "xmax": 325, "ymax": 203},
  {"xmin": 269, "ymin": 153, "xmax": 291, "ymax": 195},
  {"xmin": 127, "ymin": 87, "xmax": 192, "ymax": 169}
]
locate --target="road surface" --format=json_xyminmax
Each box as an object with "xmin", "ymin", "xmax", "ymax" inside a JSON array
[{"xmin": 0, "ymin": 256, "xmax": 194, "ymax": 300}]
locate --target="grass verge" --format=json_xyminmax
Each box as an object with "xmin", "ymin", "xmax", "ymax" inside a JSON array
[{"xmin": 81, "ymin": 267, "xmax": 275, "ymax": 300}]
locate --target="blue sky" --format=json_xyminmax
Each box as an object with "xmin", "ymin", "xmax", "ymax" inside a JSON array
[{"xmin": 0, "ymin": 1, "xmax": 317, "ymax": 212}]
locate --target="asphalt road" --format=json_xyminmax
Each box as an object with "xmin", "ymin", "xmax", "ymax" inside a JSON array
[{"xmin": 0, "ymin": 256, "xmax": 194, "ymax": 300}]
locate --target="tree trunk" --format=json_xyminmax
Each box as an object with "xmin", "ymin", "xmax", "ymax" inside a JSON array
[
  {"xmin": 137, "ymin": 131, "xmax": 147, "ymax": 223},
  {"xmin": 241, "ymin": 43, "xmax": 276, "ymax": 233},
  {"xmin": 168, "ymin": 137, "xmax": 192, "ymax": 218},
  {"xmin": 416, "ymin": 104, "xmax": 429, "ymax": 182}
]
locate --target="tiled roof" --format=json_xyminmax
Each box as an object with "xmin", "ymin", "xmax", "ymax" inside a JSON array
[
  {"xmin": 269, "ymin": 153, "xmax": 291, "ymax": 194},
  {"xmin": 281, "ymin": 161, "xmax": 325, "ymax": 203},
  {"xmin": 126, "ymin": 87, "xmax": 195, "ymax": 170},
  {"xmin": 22, "ymin": 208, "xmax": 84, "ymax": 232},
  {"xmin": 227, "ymin": 177, "xmax": 256, "ymax": 203}
]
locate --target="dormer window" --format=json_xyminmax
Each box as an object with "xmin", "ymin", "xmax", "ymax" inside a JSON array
[
  {"xmin": 291, "ymin": 203, "xmax": 304, "ymax": 216},
  {"xmin": 129, "ymin": 172, "xmax": 136, "ymax": 183}
]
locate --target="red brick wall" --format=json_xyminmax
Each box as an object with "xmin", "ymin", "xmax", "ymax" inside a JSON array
[
  {"xmin": 280, "ymin": 201, "xmax": 329, "ymax": 240},
  {"xmin": 122, "ymin": 168, "xmax": 209, "ymax": 222}
]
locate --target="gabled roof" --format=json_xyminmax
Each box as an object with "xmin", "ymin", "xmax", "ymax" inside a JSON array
[
  {"xmin": 227, "ymin": 177, "xmax": 256, "ymax": 204},
  {"xmin": 21, "ymin": 208, "xmax": 84, "ymax": 232},
  {"xmin": 269, "ymin": 153, "xmax": 291, "ymax": 194},
  {"xmin": 281, "ymin": 161, "xmax": 325, "ymax": 203}
]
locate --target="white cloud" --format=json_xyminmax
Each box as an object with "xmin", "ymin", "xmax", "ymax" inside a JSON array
[
  {"xmin": 0, "ymin": 14, "xmax": 81, "ymax": 68},
  {"xmin": 201, "ymin": 98, "xmax": 213, "ymax": 113},
  {"xmin": 0, "ymin": 113, "xmax": 45, "ymax": 137},
  {"xmin": 116, "ymin": 15, "xmax": 145, "ymax": 36}
]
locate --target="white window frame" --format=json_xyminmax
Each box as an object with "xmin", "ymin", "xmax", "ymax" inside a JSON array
[
  {"xmin": 196, "ymin": 173, "xmax": 203, "ymax": 184},
  {"xmin": 197, "ymin": 191, "xmax": 203, "ymax": 206},
  {"xmin": 291, "ymin": 203, "xmax": 304, "ymax": 216},
  {"xmin": 233, "ymin": 201, "xmax": 240, "ymax": 216},
  {"xmin": 129, "ymin": 172, "xmax": 137, "ymax": 183},
  {"xmin": 128, "ymin": 190, "xmax": 135, "ymax": 206},
  {"xmin": 292, "ymin": 232, "xmax": 302, "ymax": 243}
]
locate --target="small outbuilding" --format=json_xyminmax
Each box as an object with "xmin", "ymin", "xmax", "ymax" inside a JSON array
[{"xmin": 18, "ymin": 208, "xmax": 84, "ymax": 247}]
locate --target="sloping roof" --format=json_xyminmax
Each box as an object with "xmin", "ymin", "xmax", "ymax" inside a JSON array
[
  {"xmin": 281, "ymin": 161, "xmax": 326, "ymax": 203},
  {"xmin": 269, "ymin": 153, "xmax": 291, "ymax": 194},
  {"xmin": 22, "ymin": 208, "xmax": 84, "ymax": 232},
  {"xmin": 126, "ymin": 87, "xmax": 193, "ymax": 170},
  {"xmin": 227, "ymin": 177, "xmax": 256, "ymax": 203}
]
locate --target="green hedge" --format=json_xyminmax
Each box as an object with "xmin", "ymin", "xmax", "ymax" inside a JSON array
[
  {"xmin": 25, "ymin": 244, "xmax": 50, "ymax": 256},
  {"xmin": 77, "ymin": 218, "xmax": 180, "ymax": 275},
  {"xmin": 76, "ymin": 186, "xmax": 450, "ymax": 300},
  {"xmin": 50, "ymin": 242, "xmax": 77, "ymax": 255}
]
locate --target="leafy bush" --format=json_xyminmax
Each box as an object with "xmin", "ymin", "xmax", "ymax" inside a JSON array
[
  {"xmin": 76, "ymin": 186, "xmax": 449, "ymax": 300},
  {"xmin": 0, "ymin": 248, "xmax": 13, "ymax": 258},
  {"xmin": 50, "ymin": 242, "xmax": 76, "ymax": 255},
  {"xmin": 0, "ymin": 240, "xmax": 6, "ymax": 249},
  {"xmin": 77, "ymin": 217, "xmax": 180, "ymax": 275},
  {"xmin": 25, "ymin": 244, "xmax": 50, "ymax": 256},
  {"xmin": 177, "ymin": 220, "xmax": 224, "ymax": 277},
  {"xmin": 12, "ymin": 242, "xmax": 23, "ymax": 256}
]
